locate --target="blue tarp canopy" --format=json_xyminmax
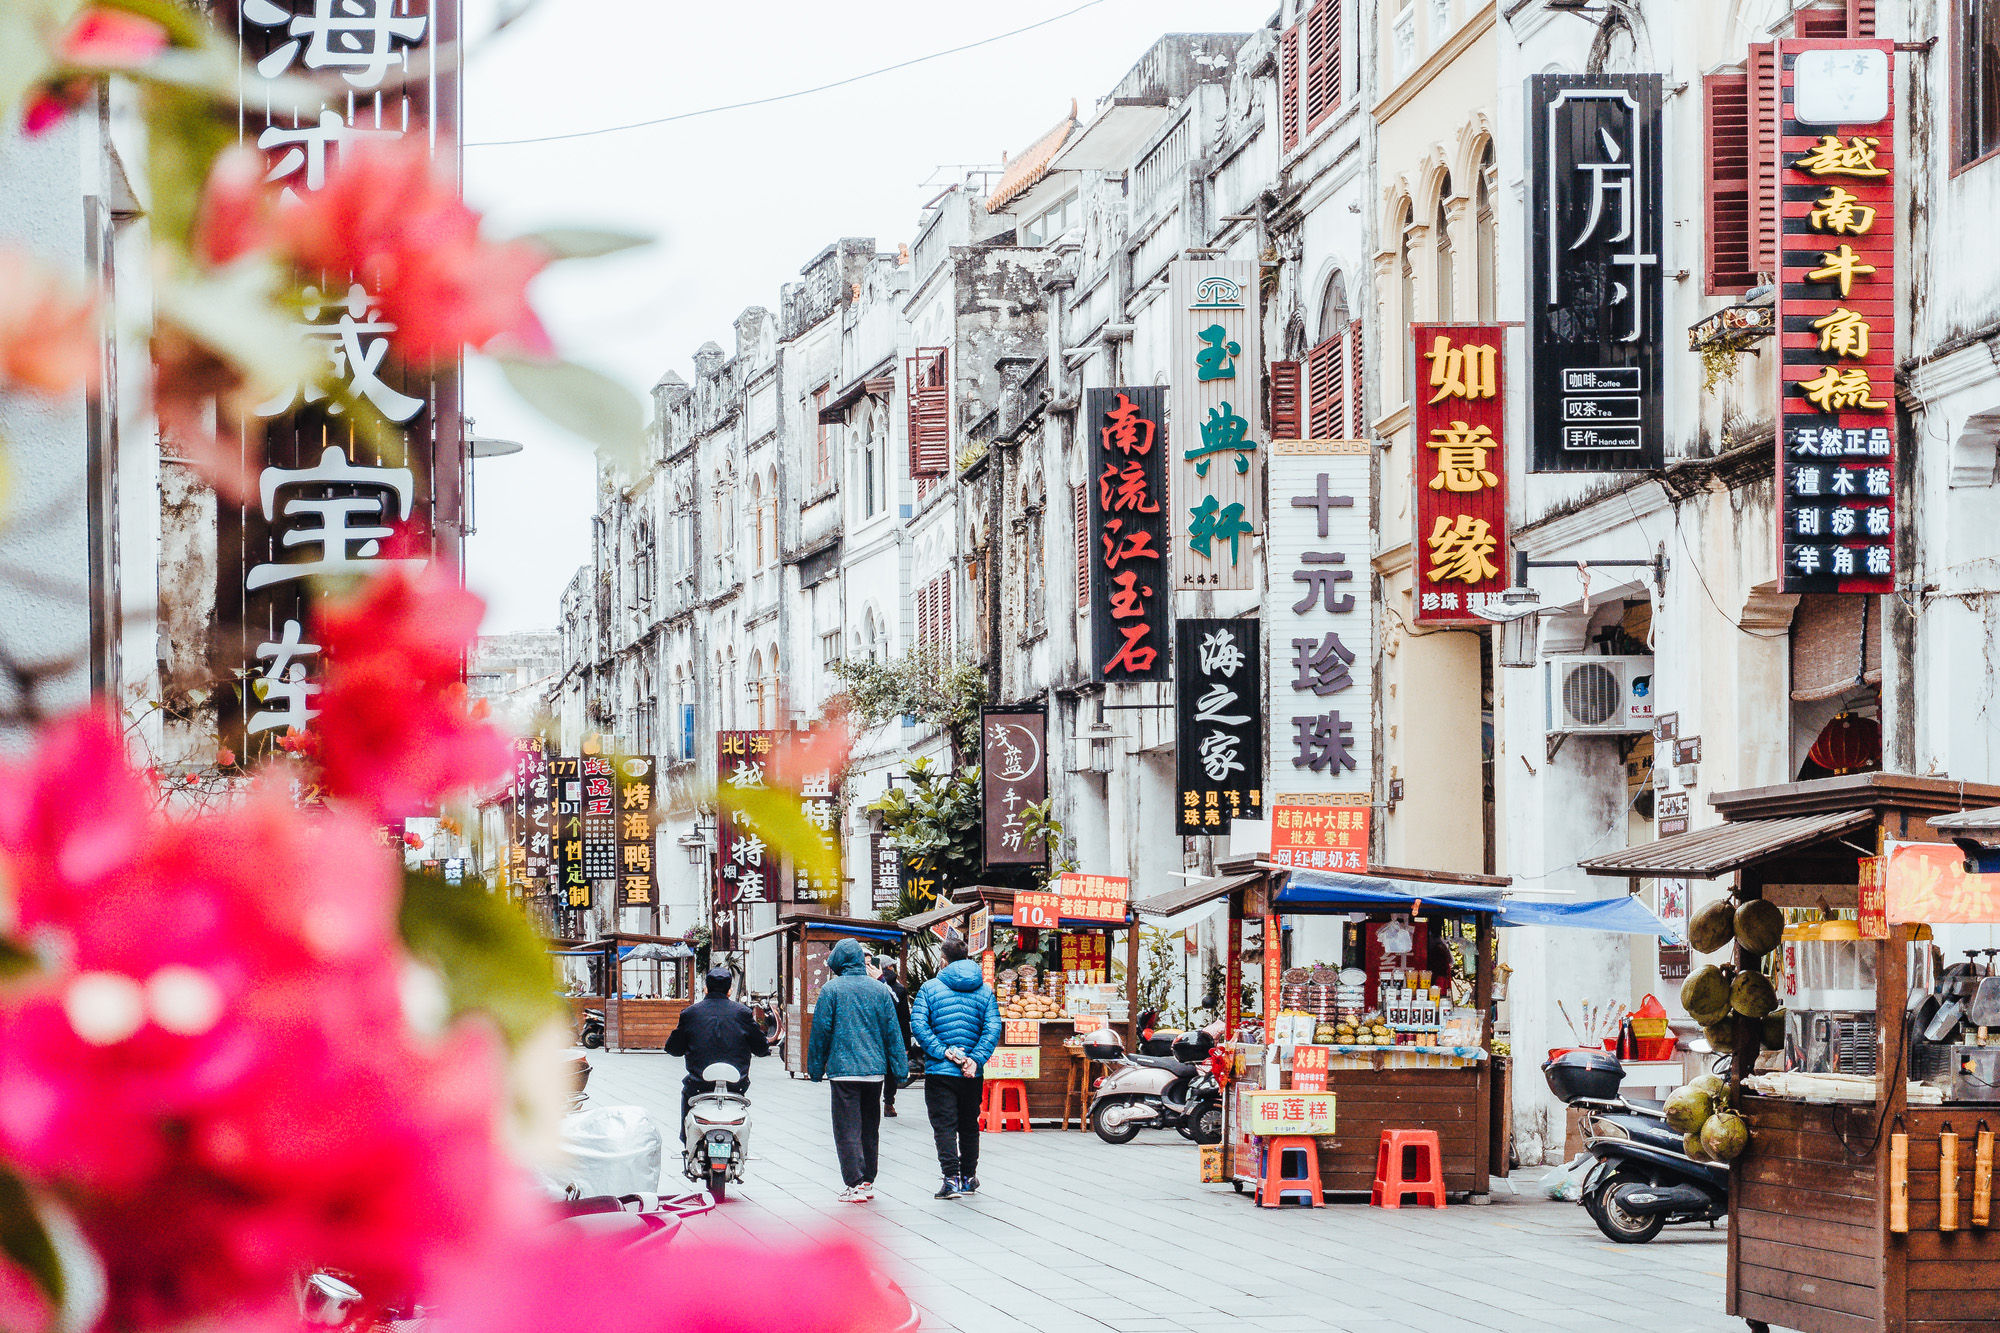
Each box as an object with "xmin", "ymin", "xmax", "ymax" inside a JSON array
[{"xmin": 1276, "ymin": 869, "xmax": 1678, "ymax": 938}]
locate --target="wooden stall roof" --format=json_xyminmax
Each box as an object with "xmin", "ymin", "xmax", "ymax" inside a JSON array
[
  {"xmin": 1709, "ymin": 770, "xmax": 2000, "ymax": 823},
  {"xmin": 1927, "ymin": 803, "xmax": 2000, "ymax": 832},
  {"xmin": 1576, "ymin": 809, "xmax": 1875, "ymax": 880},
  {"xmin": 744, "ymin": 910, "xmax": 904, "ymax": 944},
  {"xmin": 896, "ymin": 899, "xmax": 979, "ymax": 934},
  {"xmin": 1133, "ymin": 868, "xmax": 1263, "ymax": 919}
]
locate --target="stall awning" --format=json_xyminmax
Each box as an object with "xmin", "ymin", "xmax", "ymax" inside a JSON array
[
  {"xmin": 896, "ymin": 900, "xmax": 978, "ymax": 934},
  {"xmin": 1276, "ymin": 869, "xmax": 1679, "ymax": 937},
  {"xmin": 1494, "ymin": 895, "xmax": 1680, "ymax": 938},
  {"xmin": 1133, "ymin": 870, "xmax": 1262, "ymax": 921},
  {"xmin": 1576, "ymin": 809, "xmax": 1875, "ymax": 878},
  {"xmin": 1931, "ymin": 806, "xmax": 2000, "ymax": 834}
]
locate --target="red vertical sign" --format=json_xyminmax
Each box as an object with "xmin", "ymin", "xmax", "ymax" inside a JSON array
[
  {"xmin": 1411, "ymin": 323, "xmax": 1507, "ymax": 624},
  {"xmin": 1857, "ymin": 854, "xmax": 1887, "ymax": 940},
  {"xmin": 1262, "ymin": 914, "xmax": 1280, "ymax": 1036},
  {"xmin": 1084, "ymin": 387, "xmax": 1170, "ymax": 682}
]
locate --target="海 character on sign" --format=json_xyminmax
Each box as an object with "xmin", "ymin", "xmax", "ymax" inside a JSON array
[
  {"xmin": 1194, "ymin": 324, "xmax": 1240, "ymax": 381},
  {"xmin": 1424, "ymin": 514, "xmax": 1500, "ymax": 584},
  {"xmin": 243, "ymin": 0, "xmax": 429, "ymax": 88},
  {"xmin": 1291, "ymin": 633, "xmax": 1355, "ymax": 696},
  {"xmin": 246, "ymin": 446, "xmax": 421, "ymax": 591},
  {"xmin": 1198, "ymin": 626, "xmax": 1245, "ymax": 676}
]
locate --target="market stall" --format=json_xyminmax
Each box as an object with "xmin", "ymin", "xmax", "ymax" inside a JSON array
[
  {"xmin": 550, "ymin": 932, "xmax": 699, "ymax": 1050},
  {"xmin": 1577, "ymin": 772, "xmax": 2000, "ymax": 1333},
  {"xmin": 753, "ymin": 910, "xmax": 908, "ymax": 1077},
  {"xmin": 897, "ymin": 881, "xmax": 1141, "ymax": 1125}
]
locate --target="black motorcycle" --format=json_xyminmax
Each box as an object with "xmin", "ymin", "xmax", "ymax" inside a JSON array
[
  {"xmin": 1543, "ymin": 1049, "xmax": 1728, "ymax": 1243},
  {"xmin": 578, "ymin": 1007, "xmax": 605, "ymax": 1049}
]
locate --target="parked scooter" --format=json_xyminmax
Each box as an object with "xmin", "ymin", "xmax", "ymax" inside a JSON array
[
  {"xmin": 578, "ymin": 1007, "xmax": 605, "ymax": 1050},
  {"xmin": 1086, "ymin": 1021, "xmax": 1225, "ymax": 1145},
  {"xmin": 1543, "ymin": 1049, "xmax": 1728, "ymax": 1243},
  {"xmin": 681, "ymin": 1061, "xmax": 751, "ymax": 1200}
]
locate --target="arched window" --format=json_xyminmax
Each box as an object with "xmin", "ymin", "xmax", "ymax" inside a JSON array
[
  {"xmin": 861, "ymin": 608, "xmax": 879, "ymax": 662},
  {"xmin": 1475, "ymin": 142, "xmax": 1497, "ymax": 323},
  {"xmin": 746, "ymin": 650, "xmax": 763, "ymax": 728},
  {"xmin": 1433, "ymin": 172, "xmax": 1454, "ymax": 322},
  {"xmin": 1397, "ymin": 201, "xmax": 1417, "ymax": 333},
  {"xmin": 1318, "ymin": 269, "xmax": 1350, "ymax": 342},
  {"xmin": 862, "ymin": 411, "xmax": 878, "ymax": 517}
]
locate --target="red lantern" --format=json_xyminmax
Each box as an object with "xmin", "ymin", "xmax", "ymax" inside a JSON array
[{"xmin": 1809, "ymin": 711, "xmax": 1881, "ymax": 776}]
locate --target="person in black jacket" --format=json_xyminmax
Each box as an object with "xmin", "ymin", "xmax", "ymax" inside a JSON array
[
  {"xmin": 870, "ymin": 955, "xmax": 913, "ymax": 1116},
  {"xmin": 664, "ymin": 965, "xmax": 770, "ymax": 1142}
]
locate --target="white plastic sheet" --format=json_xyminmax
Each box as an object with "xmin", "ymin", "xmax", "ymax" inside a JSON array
[{"xmin": 549, "ymin": 1104, "xmax": 662, "ymax": 1197}]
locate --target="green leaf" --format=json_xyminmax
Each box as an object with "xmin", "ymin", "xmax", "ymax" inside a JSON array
[
  {"xmin": 399, "ymin": 871, "xmax": 565, "ymax": 1048},
  {"xmin": 0, "ymin": 936, "xmax": 36, "ymax": 981},
  {"xmin": 156, "ymin": 259, "xmax": 319, "ymax": 398},
  {"xmin": 0, "ymin": 0, "xmax": 83, "ymax": 129},
  {"xmin": 516, "ymin": 228, "xmax": 651, "ymax": 261},
  {"xmin": 0, "ymin": 1166, "xmax": 63, "ymax": 1312},
  {"xmin": 495, "ymin": 355, "xmax": 648, "ymax": 468}
]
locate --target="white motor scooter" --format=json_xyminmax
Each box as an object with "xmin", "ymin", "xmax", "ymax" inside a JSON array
[{"xmin": 682, "ymin": 1061, "xmax": 750, "ymax": 1200}]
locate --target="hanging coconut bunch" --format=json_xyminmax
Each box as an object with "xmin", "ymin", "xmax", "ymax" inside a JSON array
[{"xmin": 1666, "ymin": 890, "xmax": 1788, "ymax": 1165}]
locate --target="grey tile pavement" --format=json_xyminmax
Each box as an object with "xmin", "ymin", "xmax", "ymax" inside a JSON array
[{"xmin": 581, "ymin": 1050, "xmax": 1764, "ymax": 1332}]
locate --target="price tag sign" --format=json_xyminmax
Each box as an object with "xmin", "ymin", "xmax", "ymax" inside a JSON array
[
  {"xmin": 1292, "ymin": 1044, "xmax": 1329, "ymax": 1093},
  {"xmin": 1858, "ymin": 854, "xmax": 1887, "ymax": 940},
  {"xmin": 1003, "ymin": 1019, "xmax": 1040, "ymax": 1046},
  {"xmin": 1014, "ymin": 891, "xmax": 1060, "ymax": 929},
  {"xmin": 1245, "ymin": 1090, "xmax": 1336, "ymax": 1136},
  {"xmin": 1073, "ymin": 1012, "xmax": 1107, "ymax": 1034},
  {"xmin": 986, "ymin": 1046, "xmax": 1041, "ymax": 1079}
]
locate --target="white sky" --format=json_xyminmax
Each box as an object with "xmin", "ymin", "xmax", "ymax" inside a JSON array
[{"xmin": 460, "ymin": 0, "xmax": 1277, "ymax": 634}]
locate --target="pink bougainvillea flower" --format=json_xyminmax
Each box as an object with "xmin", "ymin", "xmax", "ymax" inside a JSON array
[
  {"xmin": 0, "ymin": 249, "xmax": 98, "ymax": 395},
  {"xmin": 272, "ymin": 138, "xmax": 547, "ymax": 364},
  {"xmin": 191, "ymin": 144, "xmax": 275, "ymax": 268},
  {"xmin": 60, "ymin": 7, "xmax": 170, "ymax": 67},
  {"xmin": 316, "ymin": 559, "xmax": 487, "ymax": 686}
]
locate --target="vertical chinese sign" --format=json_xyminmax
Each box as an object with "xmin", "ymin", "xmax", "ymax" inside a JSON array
[
  {"xmin": 1266, "ymin": 440, "xmax": 1374, "ymax": 823},
  {"xmin": 580, "ymin": 755, "xmax": 618, "ymax": 885},
  {"xmin": 1169, "ymin": 261, "xmax": 1261, "ymax": 590},
  {"xmin": 791, "ymin": 745, "xmax": 843, "ymax": 908},
  {"xmin": 222, "ymin": 1, "xmax": 462, "ymax": 752},
  {"xmin": 617, "ymin": 756, "xmax": 656, "ymax": 909},
  {"xmin": 1775, "ymin": 41, "xmax": 1896, "ymax": 594},
  {"xmin": 980, "ymin": 707, "xmax": 1049, "ymax": 867},
  {"xmin": 1411, "ymin": 325, "xmax": 1507, "ymax": 623},
  {"xmin": 512, "ymin": 736, "xmax": 547, "ymax": 894},
  {"xmin": 1085, "ymin": 387, "xmax": 1170, "ymax": 683},
  {"xmin": 1174, "ymin": 619, "xmax": 1263, "ymax": 833},
  {"xmin": 1527, "ymin": 74, "xmax": 1663, "ymax": 472},
  {"xmin": 715, "ymin": 731, "xmax": 775, "ymax": 909},
  {"xmin": 547, "ymin": 756, "xmax": 584, "ymax": 911},
  {"xmin": 870, "ymin": 833, "xmax": 902, "ymax": 911}
]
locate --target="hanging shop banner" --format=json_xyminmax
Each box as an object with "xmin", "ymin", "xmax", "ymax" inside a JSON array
[
  {"xmin": 1055, "ymin": 872, "xmax": 1130, "ymax": 923},
  {"xmin": 1266, "ymin": 440, "xmax": 1373, "ymax": 807},
  {"xmin": 1857, "ymin": 855, "xmax": 1887, "ymax": 940},
  {"xmin": 790, "ymin": 741, "xmax": 843, "ymax": 907},
  {"xmin": 1085, "ymin": 386, "xmax": 1170, "ymax": 683},
  {"xmin": 870, "ymin": 833, "xmax": 902, "ymax": 911},
  {"xmin": 1527, "ymin": 73, "xmax": 1664, "ymax": 472},
  {"xmin": 218, "ymin": 1, "xmax": 461, "ymax": 754},
  {"xmin": 1268, "ymin": 798, "xmax": 1371, "ymax": 872},
  {"xmin": 516, "ymin": 738, "xmax": 550, "ymax": 883},
  {"xmin": 1169, "ymin": 260, "xmax": 1261, "ymax": 591},
  {"xmin": 1411, "ymin": 324, "xmax": 1508, "ymax": 623},
  {"xmin": 1175, "ymin": 619, "xmax": 1263, "ymax": 834},
  {"xmin": 547, "ymin": 756, "xmax": 585, "ymax": 909},
  {"xmin": 1884, "ymin": 840, "xmax": 1990, "ymax": 925},
  {"xmin": 580, "ymin": 755, "xmax": 618, "ymax": 882},
  {"xmin": 617, "ymin": 755, "xmax": 656, "ymax": 908},
  {"xmin": 981, "ymin": 707, "xmax": 1049, "ymax": 867},
  {"xmin": 1262, "ymin": 914, "xmax": 1280, "ymax": 1033},
  {"xmin": 1775, "ymin": 40, "xmax": 1896, "ymax": 595},
  {"xmin": 715, "ymin": 730, "xmax": 777, "ymax": 907},
  {"xmin": 1014, "ymin": 891, "xmax": 1060, "ymax": 930}
]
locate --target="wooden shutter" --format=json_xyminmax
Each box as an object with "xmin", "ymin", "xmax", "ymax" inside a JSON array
[
  {"xmin": 1279, "ymin": 25, "xmax": 1301, "ymax": 151},
  {"xmin": 1749, "ymin": 44, "xmax": 1778, "ymax": 277},
  {"xmin": 1306, "ymin": 334, "xmax": 1344, "ymax": 438},
  {"xmin": 1347, "ymin": 319, "xmax": 1364, "ymax": 441},
  {"xmin": 1074, "ymin": 484, "xmax": 1090, "ymax": 608},
  {"xmin": 1704, "ymin": 72, "xmax": 1755, "ymax": 295},
  {"xmin": 1270, "ymin": 360, "xmax": 1303, "ymax": 438},
  {"xmin": 1796, "ymin": 2, "xmax": 1873, "ymax": 37},
  {"xmin": 905, "ymin": 347, "xmax": 949, "ymax": 477},
  {"xmin": 1304, "ymin": 0, "xmax": 1341, "ymax": 131}
]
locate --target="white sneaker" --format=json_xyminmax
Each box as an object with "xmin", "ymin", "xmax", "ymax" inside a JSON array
[
  {"xmin": 854, "ymin": 1182, "xmax": 876, "ymax": 1201},
  {"xmin": 837, "ymin": 1184, "xmax": 866, "ymax": 1203}
]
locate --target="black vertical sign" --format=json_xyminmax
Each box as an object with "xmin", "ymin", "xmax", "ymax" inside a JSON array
[
  {"xmin": 1528, "ymin": 74, "xmax": 1664, "ymax": 472},
  {"xmin": 980, "ymin": 707, "xmax": 1049, "ymax": 867},
  {"xmin": 617, "ymin": 756, "xmax": 657, "ymax": 908},
  {"xmin": 1085, "ymin": 387, "xmax": 1170, "ymax": 682},
  {"xmin": 581, "ymin": 755, "xmax": 618, "ymax": 882},
  {"xmin": 548, "ymin": 756, "xmax": 585, "ymax": 910},
  {"xmin": 1175, "ymin": 619, "xmax": 1263, "ymax": 834}
]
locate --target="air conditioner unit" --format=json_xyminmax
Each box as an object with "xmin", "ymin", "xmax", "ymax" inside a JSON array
[{"xmin": 1544, "ymin": 655, "xmax": 1655, "ymax": 735}]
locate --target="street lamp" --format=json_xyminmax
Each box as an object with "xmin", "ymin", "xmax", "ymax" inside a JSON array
[{"xmin": 464, "ymin": 418, "xmax": 525, "ymax": 539}]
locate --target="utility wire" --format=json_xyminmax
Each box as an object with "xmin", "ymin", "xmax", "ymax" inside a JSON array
[{"xmin": 465, "ymin": 0, "xmax": 1110, "ymax": 148}]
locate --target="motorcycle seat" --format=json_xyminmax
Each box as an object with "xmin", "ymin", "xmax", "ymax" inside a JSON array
[{"xmin": 1128, "ymin": 1053, "xmax": 1194, "ymax": 1076}]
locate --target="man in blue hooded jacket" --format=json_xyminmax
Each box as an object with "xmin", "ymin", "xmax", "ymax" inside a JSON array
[
  {"xmin": 807, "ymin": 938, "xmax": 909, "ymax": 1202},
  {"xmin": 910, "ymin": 936, "xmax": 1002, "ymax": 1199}
]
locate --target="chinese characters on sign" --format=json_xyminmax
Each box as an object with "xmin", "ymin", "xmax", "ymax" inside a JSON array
[
  {"xmin": 1266, "ymin": 440, "xmax": 1374, "ymax": 815},
  {"xmin": 1291, "ymin": 1043, "xmax": 1329, "ymax": 1093},
  {"xmin": 715, "ymin": 731, "xmax": 775, "ymax": 907},
  {"xmin": 1268, "ymin": 799, "xmax": 1372, "ymax": 872},
  {"xmin": 1060, "ymin": 932, "xmax": 1108, "ymax": 981},
  {"xmin": 547, "ymin": 756, "xmax": 586, "ymax": 909},
  {"xmin": 791, "ymin": 744, "xmax": 843, "ymax": 907},
  {"xmin": 1085, "ymin": 387, "xmax": 1170, "ymax": 682},
  {"xmin": 1174, "ymin": 619, "xmax": 1263, "ymax": 834},
  {"xmin": 984, "ymin": 1047, "xmax": 1042, "ymax": 1079},
  {"xmin": 980, "ymin": 707, "xmax": 1049, "ymax": 867},
  {"xmin": 1245, "ymin": 1090, "xmax": 1338, "ymax": 1136},
  {"xmin": 870, "ymin": 833, "xmax": 902, "ymax": 911},
  {"xmin": 1776, "ymin": 41, "xmax": 1896, "ymax": 594},
  {"xmin": 1857, "ymin": 854, "xmax": 1886, "ymax": 940},
  {"xmin": 1411, "ymin": 325, "xmax": 1508, "ymax": 623},
  {"xmin": 1169, "ymin": 262, "xmax": 1262, "ymax": 589},
  {"xmin": 617, "ymin": 756, "xmax": 656, "ymax": 907},
  {"xmin": 1527, "ymin": 74, "xmax": 1664, "ymax": 471},
  {"xmin": 513, "ymin": 737, "xmax": 549, "ymax": 888},
  {"xmin": 1013, "ymin": 891, "xmax": 1060, "ymax": 930},
  {"xmin": 1055, "ymin": 873, "xmax": 1130, "ymax": 924},
  {"xmin": 580, "ymin": 755, "xmax": 618, "ymax": 882}
]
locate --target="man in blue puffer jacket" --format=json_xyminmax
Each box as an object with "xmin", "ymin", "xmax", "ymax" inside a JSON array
[
  {"xmin": 910, "ymin": 936, "xmax": 1002, "ymax": 1199},
  {"xmin": 807, "ymin": 938, "xmax": 909, "ymax": 1202}
]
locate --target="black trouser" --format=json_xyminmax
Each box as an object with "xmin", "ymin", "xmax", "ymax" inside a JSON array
[
  {"xmin": 923, "ymin": 1073, "xmax": 984, "ymax": 1179},
  {"xmin": 680, "ymin": 1074, "xmax": 748, "ymax": 1145},
  {"xmin": 829, "ymin": 1081, "xmax": 882, "ymax": 1187}
]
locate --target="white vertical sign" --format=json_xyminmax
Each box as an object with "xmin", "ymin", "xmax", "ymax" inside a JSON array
[{"xmin": 1169, "ymin": 259, "xmax": 1261, "ymax": 592}]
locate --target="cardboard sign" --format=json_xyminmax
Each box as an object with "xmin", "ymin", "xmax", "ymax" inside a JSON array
[
  {"xmin": 1291, "ymin": 1044, "xmax": 1329, "ymax": 1093},
  {"xmin": 1002, "ymin": 1019, "xmax": 1040, "ymax": 1046},
  {"xmin": 1072, "ymin": 1012, "xmax": 1107, "ymax": 1034},
  {"xmin": 1244, "ymin": 1090, "xmax": 1336, "ymax": 1136},
  {"xmin": 1014, "ymin": 891, "xmax": 1060, "ymax": 929},
  {"xmin": 985, "ymin": 1046, "xmax": 1041, "ymax": 1079}
]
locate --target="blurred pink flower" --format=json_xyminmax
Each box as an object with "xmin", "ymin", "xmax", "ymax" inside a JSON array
[
  {"xmin": 0, "ymin": 249, "xmax": 98, "ymax": 395},
  {"xmin": 61, "ymin": 7, "xmax": 170, "ymax": 67},
  {"xmin": 317, "ymin": 559, "xmax": 487, "ymax": 686},
  {"xmin": 192, "ymin": 144, "xmax": 275, "ymax": 268}
]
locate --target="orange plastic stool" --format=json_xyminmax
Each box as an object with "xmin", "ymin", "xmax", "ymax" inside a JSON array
[
  {"xmin": 1371, "ymin": 1129, "xmax": 1447, "ymax": 1208},
  {"xmin": 979, "ymin": 1078, "xmax": 1031, "ymax": 1132},
  {"xmin": 1255, "ymin": 1135, "xmax": 1323, "ymax": 1208}
]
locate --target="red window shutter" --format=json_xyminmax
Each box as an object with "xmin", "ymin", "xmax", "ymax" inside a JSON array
[
  {"xmin": 1347, "ymin": 319, "xmax": 1364, "ymax": 441},
  {"xmin": 1304, "ymin": 0, "xmax": 1341, "ymax": 131},
  {"xmin": 1852, "ymin": 0, "xmax": 1875, "ymax": 35},
  {"xmin": 1279, "ymin": 26, "xmax": 1301, "ymax": 152},
  {"xmin": 905, "ymin": 348, "xmax": 950, "ymax": 477},
  {"xmin": 1074, "ymin": 484, "xmax": 1090, "ymax": 608},
  {"xmin": 1796, "ymin": 3, "xmax": 1871, "ymax": 37},
  {"xmin": 1306, "ymin": 334, "xmax": 1343, "ymax": 438},
  {"xmin": 1270, "ymin": 360, "xmax": 1303, "ymax": 438},
  {"xmin": 1704, "ymin": 72, "xmax": 1755, "ymax": 295},
  {"xmin": 1749, "ymin": 44, "xmax": 1778, "ymax": 277}
]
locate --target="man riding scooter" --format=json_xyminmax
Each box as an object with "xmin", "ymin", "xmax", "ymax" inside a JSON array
[{"xmin": 664, "ymin": 965, "xmax": 770, "ymax": 1141}]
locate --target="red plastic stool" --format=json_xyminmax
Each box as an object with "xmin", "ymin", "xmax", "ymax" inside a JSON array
[
  {"xmin": 1371, "ymin": 1129, "xmax": 1446, "ymax": 1208},
  {"xmin": 979, "ymin": 1079, "xmax": 1031, "ymax": 1132},
  {"xmin": 1255, "ymin": 1135, "xmax": 1323, "ymax": 1208}
]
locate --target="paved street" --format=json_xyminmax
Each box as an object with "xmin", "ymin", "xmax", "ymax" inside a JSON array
[{"xmin": 582, "ymin": 1051, "xmax": 1745, "ymax": 1333}]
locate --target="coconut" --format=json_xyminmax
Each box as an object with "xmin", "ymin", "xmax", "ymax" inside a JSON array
[
  {"xmin": 1732, "ymin": 970, "xmax": 1780, "ymax": 1019},
  {"xmin": 1682, "ymin": 965, "xmax": 1732, "ymax": 1025},
  {"xmin": 1688, "ymin": 899, "xmax": 1738, "ymax": 955},
  {"xmin": 1701, "ymin": 1109, "xmax": 1751, "ymax": 1162},
  {"xmin": 1690, "ymin": 1072, "xmax": 1727, "ymax": 1099},
  {"xmin": 1763, "ymin": 1009, "xmax": 1787, "ymax": 1051},
  {"xmin": 1734, "ymin": 900, "xmax": 1785, "ymax": 956},
  {"xmin": 1705, "ymin": 1019, "xmax": 1737, "ymax": 1054},
  {"xmin": 1684, "ymin": 1131, "xmax": 1713, "ymax": 1162},
  {"xmin": 1663, "ymin": 1084, "xmax": 1714, "ymax": 1134}
]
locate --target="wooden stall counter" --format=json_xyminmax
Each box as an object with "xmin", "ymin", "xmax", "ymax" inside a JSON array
[
  {"xmin": 986, "ymin": 1019, "xmax": 1108, "ymax": 1125},
  {"xmin": 609, "ymin": 995, "xmax": 689, "ymax": 1051}
]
